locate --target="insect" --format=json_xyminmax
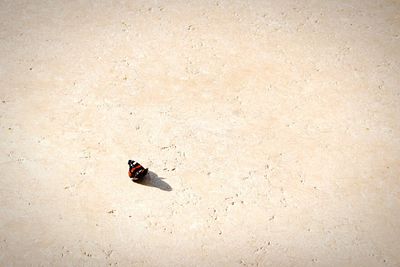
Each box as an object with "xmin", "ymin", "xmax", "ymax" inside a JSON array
[{"xmin": 128, "ymin": 160, "xmax": 148, "ymax": 181}]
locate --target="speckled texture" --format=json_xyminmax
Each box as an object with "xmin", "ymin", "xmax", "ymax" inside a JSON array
[{"xmin": 0, "ymin": 0, "xmax": 399, "ymax": 266}]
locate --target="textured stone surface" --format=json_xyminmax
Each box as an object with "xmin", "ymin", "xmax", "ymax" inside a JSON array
[{"xmin": 0, "ymin": 0, "xmax": 399, "ymax": 266}]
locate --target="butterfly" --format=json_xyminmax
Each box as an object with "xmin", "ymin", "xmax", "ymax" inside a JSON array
[{"xmin": 128, "ymin": 160, "xmax": 148, "ymax": 181}]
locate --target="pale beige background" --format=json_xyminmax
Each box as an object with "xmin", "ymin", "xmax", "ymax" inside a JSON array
[{"xmin": 0, "ymin": 0, "xmax": 399, "ymax": 266}]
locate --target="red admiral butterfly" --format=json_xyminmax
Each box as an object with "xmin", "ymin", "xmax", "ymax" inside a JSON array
[{"xmin": 128, "ymin": 160, "xmax": 148, "ymax": 181}]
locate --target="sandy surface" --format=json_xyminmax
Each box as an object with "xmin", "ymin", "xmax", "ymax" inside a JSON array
[{"xmin": 1, "ymin": 0, "xmax": 399, "ymax": 266}]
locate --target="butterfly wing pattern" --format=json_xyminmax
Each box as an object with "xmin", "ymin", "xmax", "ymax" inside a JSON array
[{"xmin": 128, "ymin": 160, "xmax": 149, "ymax": 181}]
